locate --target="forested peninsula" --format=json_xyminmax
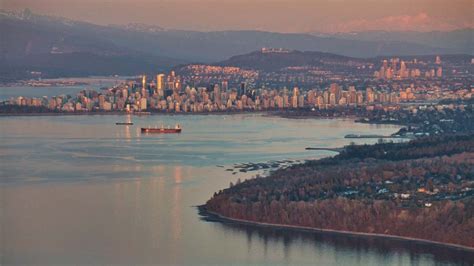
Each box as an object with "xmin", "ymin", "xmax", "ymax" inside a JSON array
[{"xmin": 204, "ymin": 134, "xmax": 474, "ymax": 248}]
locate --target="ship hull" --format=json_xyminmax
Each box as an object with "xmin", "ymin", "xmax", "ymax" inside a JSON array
[{"xmin": 141, "ymin": 128, "xmax": 182, "ymax": 134}]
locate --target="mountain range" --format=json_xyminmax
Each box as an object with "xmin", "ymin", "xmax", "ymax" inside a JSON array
[
  {"xmin": 1, "ymin": 9, "xmax": 472, "ymax": 81},
  {"xmin": 315, "ymin": 30, "xmax": 473, "ymax": 55}
]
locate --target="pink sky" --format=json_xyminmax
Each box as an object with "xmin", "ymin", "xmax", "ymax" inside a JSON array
[{"xmin": 3, "ymin": 0, "xmax": 473, "ymax": 32}]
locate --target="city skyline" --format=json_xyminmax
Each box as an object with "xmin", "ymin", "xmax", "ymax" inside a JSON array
[
  {"xmin": 3, "ymin": 0, "xmax": 473, "ymax": 33},
  {"xmin": 6, "ymin": 54, "xmax": 472, "ymax": 114}
]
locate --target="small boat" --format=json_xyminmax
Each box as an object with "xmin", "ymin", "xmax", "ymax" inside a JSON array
[
  {"xmin": 141, "ymin": 124, "xmax": 182, "ymax": 134},
  {"xmin": 116, "ymin": 115, "xmax": 133, "ymax": 125}
]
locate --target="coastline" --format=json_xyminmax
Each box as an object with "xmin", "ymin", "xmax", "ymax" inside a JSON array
[
  {"xmin": 0, "ymin": 110, "xmax": 272, "ymax": 117},
  {"xmin": 198, "ymin": 205, "xmax": 474, "ymax": 253},
  {"xmin": 0, "ymin": 110, "xmax": 362, "ymax": 119}
]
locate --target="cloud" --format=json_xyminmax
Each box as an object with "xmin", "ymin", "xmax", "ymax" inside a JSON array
[{"xmin": 326, "ymin": 12, "xmax": 473, "ymax": 32}]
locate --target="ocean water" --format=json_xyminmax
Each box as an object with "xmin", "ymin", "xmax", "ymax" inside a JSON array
[
  {"xmin": 0, "ymin": 114, "xmax": 472, "ymax": 265},
  {"xmin": 0, "ymin": 76, "xmax": 128, "ymax": 101}
]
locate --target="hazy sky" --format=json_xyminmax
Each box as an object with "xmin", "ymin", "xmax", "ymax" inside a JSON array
[{"xmin": 3, "ymin": 0, "xmax": 473, "ymax": 32}]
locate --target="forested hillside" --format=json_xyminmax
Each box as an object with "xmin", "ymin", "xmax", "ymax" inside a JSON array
[{"xmin": 205, "ymin": 134, "xmax": 474, "ymax": 247}]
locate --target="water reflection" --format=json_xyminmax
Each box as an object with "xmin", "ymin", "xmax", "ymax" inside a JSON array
[
  {"xmin": 125, "ymin": 125, "xmax": 132, "ymax": 142},
  {"xmin": 210, "ymin": 220, "xmax": 474, "ymax": 265},
  {"xmin": 171, "ymin": 166, "xmax": 183, "ymax": 264}
]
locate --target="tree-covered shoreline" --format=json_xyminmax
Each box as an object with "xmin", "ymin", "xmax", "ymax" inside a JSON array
[{"xmin": 205, "ymin": 134, "xmax": 474, "ymax": 247}]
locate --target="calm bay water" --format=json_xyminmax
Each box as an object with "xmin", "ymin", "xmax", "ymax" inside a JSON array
[
  {"xmin": 0, "ymin": 114, "xmax": 472, "ymax": 265},
  {"xmin": 0, "ymin": 76, "xmax": 129, "ymax": 101}
]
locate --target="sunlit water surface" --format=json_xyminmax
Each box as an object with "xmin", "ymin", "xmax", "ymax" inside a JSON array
[
  {"xmin": 0, "ymin": 76, "xmax": 128, "ymax": 101},
  {"xmin": 1, "ymin": 114, "xmax": 472, "ymax": 265}
]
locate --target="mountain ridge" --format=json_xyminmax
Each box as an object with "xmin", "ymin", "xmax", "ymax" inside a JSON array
[
  {"xmin": 2, "ymin": 10, "xmax": 465, "ymax": 61},
  {"xmin": 1, "ymin": 9, "xmax": 472, "ymax": 81},
  {"xmin": 213, "ymin": 49, "xmax": 366, "ymax": 72}
]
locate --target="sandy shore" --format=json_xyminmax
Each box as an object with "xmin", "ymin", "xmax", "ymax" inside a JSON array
[{"xmin": 198, "ymin": 205, "xmax": 474, "ymax": 253}]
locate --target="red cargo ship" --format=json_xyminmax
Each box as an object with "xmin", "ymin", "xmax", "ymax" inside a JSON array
[{"xmin": 141, "ymin": 124, "xmax": 182, "ymax": 134}]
